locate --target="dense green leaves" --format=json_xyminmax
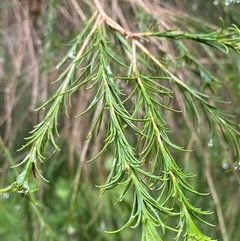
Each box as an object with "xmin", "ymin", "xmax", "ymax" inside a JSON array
[{"xmin": 1, "ymin": 1, "xmax": 240, "ymax": 241}]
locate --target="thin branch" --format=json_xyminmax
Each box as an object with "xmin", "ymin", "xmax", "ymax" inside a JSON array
[{"xmin": 70, "ymin": 0, "xmax": 87, "ymax": 21}]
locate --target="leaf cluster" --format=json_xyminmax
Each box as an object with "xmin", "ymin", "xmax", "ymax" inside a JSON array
[{"xmin": 1, "ymin": 1, "xmax": 240, "ymax": 241}]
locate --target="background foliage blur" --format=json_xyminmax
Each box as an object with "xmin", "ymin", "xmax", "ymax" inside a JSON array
[{"xmin": 1, "ymin": 0, "xmax": 239, "ymax": 241}]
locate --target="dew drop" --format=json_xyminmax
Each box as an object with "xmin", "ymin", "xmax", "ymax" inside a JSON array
[
  {"xmin": 150, "ymin": 185, "xmax": 155, "ymax": 190},
  {"xmin": 221, "ymin": 163, "xmax": 228, "ymax": 170},
  {"xmin": 3, "ymin": 193, "xmax": 10, "ymax": 199},
  {"xmin": 67, "ymin": 225, "xmax": 76, "ymax": 235},
  {"xmin": 207, "ymin": 139, "xmax": 213, "ymax": 147},
  {"xmin": 224, "ymin": 0, "xmax": 231, "ymax": 5},
  {"xmin": 233, "ymin": 162, "xmax": 240, "ymax": 170},
  {"xmin": 68, "ymin": 52, "xmax": 76, "ymax": 59},
  {"xmin": 36, "ymin": 39, "xmax": 42, "ymax": 45},
  {"xmin": 14, "ymin": 204, "xmax": 21, "ymax": 211}
]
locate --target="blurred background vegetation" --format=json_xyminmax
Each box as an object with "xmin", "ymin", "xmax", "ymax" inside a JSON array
[{"xmin": 0, "ymin": 0, "xmax": 239, "ymax": 241}]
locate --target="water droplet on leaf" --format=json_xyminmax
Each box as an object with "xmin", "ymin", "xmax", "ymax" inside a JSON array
[
  {"xmin": 3, "ymin": 193, "xmax": 10, "ymax": 199},
  {"xmin": 221, "ymin": 163, "xmax": 228, "ymax": 170},
  {"xmin": 68, "ymin": 52, "xmax": 76, "ymax": 59},
  {"xmin": 14, "ymin": 204, "xmax": 21, "ymax": 211},
  {"xmin": 224, "ymin": 0, "xmax": 231, "ymax": 5},
  {"xmin": 207, "ymin": 139, "xmax": 213, "ymax": 147},
  {"xmin": 67, "ymin": 225, "xmax": 76, "ymax": 235}
]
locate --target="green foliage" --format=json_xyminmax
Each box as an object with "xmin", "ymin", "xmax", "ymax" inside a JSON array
[{"xmin": 1, "ymin": 1, "xmax": 240, "ymax": 241}]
